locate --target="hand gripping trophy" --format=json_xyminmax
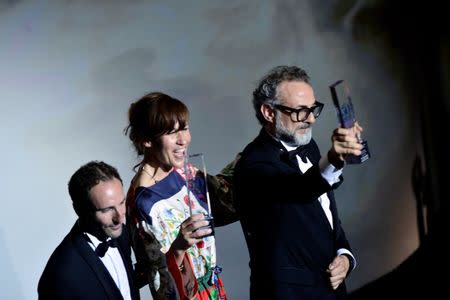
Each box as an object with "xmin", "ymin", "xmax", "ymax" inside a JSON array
[
  {"xmin": 330, "ymin": 80, "xmax": 371, "ymax": 164},
  {"xmin": 183, "ymin": 152, "xmax": 215, "ymax": 237}
]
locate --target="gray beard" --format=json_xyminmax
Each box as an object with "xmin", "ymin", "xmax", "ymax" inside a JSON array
[{"xmin": 274, "ymin": 114, "xmax": 312, "ymax": 147}]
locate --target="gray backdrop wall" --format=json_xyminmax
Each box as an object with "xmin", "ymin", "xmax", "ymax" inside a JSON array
[{"xmin": 0, "ymin": 1, "xmax": 421, "ymax": 299}]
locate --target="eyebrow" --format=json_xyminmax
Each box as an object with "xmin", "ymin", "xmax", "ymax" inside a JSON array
[
  {"xmin": 279, "ymin": 100, "xmax": 319, "ymax": 109},
  {"xmin": 295, "ymin": 101, "xmax": 319, "ymax": 109},
  {"xmin": 95, "ymin": 198, "xmax": 126, "ymax": 212}
]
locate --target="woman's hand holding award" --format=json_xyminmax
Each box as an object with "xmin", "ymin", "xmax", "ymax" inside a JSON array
[{"xmin": 183, "ymin": 152, "xmax": 215, "ymax": 237}]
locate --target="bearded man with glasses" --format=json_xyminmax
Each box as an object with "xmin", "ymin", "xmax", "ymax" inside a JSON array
[{"xmin": 234, "ymin": 65, "xmax": 364, "ymax": 300}]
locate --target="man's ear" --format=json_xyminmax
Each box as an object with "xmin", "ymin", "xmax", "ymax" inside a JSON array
[
  {"xmin": 261, "ymin": 104, "xmax": 275, "ymax": 123},
  {"xmin": 143, "ymin": 141, "xmax": 152, "ymax": 148}
]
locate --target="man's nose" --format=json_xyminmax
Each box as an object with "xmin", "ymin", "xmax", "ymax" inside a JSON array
[
  {"xmin": 305, "ymin": 111, "xmax": 317, "ymax": 123},
  {"xmin": 114, "ymin": 206, "xmax": 125, "ymax": 223}
]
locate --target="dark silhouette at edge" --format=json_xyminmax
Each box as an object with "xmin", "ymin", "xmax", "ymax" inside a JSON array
[{"xmin": 332, "ymin": 1, "xmax": 449, "ymax": 298}]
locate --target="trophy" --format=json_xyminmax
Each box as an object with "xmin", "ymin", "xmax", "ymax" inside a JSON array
[
  {"xmin": 183, "ymin": 152, "xmax": 215, "ymax": 237},
  {"xmin": 329, "ymin": 80, "xmax": 370, "ymax": 164}
]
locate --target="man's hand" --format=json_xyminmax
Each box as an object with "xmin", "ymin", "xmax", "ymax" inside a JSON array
[
  {"xmin": 327, "ymin": 255, "xmax": 350, "ymax": 290},
  {"xmin": 328, "ymin": 122, "xmax": 364, "ymax": 169}
]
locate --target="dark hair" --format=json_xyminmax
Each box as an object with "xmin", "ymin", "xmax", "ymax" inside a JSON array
[
  {"xmin": 124, "ymin": 91, "xmax": 189, "ymax": 156},
  {"xmin": 252, "ymin": 65, "xmax": 310, "ymax": 125},
  {"xmin": 68, "ymin": 161, "xmax": 122, "ymax": 217}
]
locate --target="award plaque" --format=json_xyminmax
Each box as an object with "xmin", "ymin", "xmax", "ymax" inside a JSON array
[
  {"xmin": 329, "ymin": 80, "xmax": 370, "ymax": 164},
  {"xmin": 183, "ymin": 152, "xmax": 215, "ymax": 237}
]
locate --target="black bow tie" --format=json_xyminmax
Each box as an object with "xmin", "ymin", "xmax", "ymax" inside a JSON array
[
  {"xmin": 95, "ymin": 238, "xmax": 118, "ymax": 257},
  {"xmin": 287, "ymin": 145, "xmax": 309, "ymax": 163}
]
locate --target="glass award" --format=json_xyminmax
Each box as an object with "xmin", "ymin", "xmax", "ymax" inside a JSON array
[
  {"xmin": 329, "ymin": 80, "xmax": 370, "ymax": 164},
  {"xmin": 183, "ymin": 152, "xmax": 215, "ymax": 237}
]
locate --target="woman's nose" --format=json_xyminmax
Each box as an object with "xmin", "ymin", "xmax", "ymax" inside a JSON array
[{"xmin": 177, "ymin": 130, "xmax": 190, "ymax": 145}]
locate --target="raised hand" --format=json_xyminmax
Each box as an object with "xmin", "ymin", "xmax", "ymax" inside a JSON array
[{"xmin": 327, "ymin": 122, "xmax": 364, "ymax": 168}]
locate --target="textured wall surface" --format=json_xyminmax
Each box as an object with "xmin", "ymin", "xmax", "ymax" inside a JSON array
[{"xmin": 0, "ymin": 1, "xmax": 421, "ymax": 299}]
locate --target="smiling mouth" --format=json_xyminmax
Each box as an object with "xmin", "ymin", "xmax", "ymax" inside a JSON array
[
  {"xmin": 111, "ymin": 224, "xmax": 122, "ymax": 231},
  {"xmin": 173, "ymin": 149, "xmax": 186, "ymax": 159}
]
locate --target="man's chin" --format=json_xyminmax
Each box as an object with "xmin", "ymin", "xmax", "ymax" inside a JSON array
[
  {"xmin": 106, "ymin": 226, "xmax": 123, "ymax": 239},
  {"xmin": 295, "ymin": 129, "xmax": 312, "ymax": 145}
]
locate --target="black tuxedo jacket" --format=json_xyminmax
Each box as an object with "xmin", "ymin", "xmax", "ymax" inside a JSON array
[
  {"xmin": 234, "ymin": 129, "xmax": 352, "ymax": 300},
  {"xmin": 38, "ymin": 222, "xmax": 140, "ymax": 300}
]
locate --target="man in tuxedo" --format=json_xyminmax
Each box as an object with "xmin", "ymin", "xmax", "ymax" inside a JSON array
[
  {"xmin": 234, "ymin": 65, "xmax": 363, "ymax": 299},
  {"xmin": 38, "ymin": 161, "xmax": 141, "ymax": 300}
]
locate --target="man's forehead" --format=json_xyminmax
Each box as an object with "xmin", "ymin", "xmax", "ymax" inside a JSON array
[
  {"xmin": 279, "ymin": 81, "xmax": 314, "ymax": 105},
  {"xmin": 89, "ymin": 179, "xmax": 124, "ymax": 205}
]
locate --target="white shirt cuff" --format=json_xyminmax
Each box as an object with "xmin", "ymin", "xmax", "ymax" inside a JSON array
[
  {"xmin": 319, "ymin": 156, "xmax": 342, "ymax": 186},
  {"xmin": 337, "ymin": 248, "xmax": 357, "ymax": 271}
]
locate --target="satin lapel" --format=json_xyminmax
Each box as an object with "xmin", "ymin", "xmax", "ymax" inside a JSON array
[
  {"xmin": 255, "ymin": 130, "xmax": 333, "ymax": 235},
  {"xmin": 257, "ymin": 130, "xmax": 333, "ymax": 233},
  {"xmin": 256, "ymin": 129, "xmax": 301, "ymax": 170},
  {"xmin": 312, "ymin": 198, "xmax": 334, "ymax": 233},
  {"xmin": 282, "ymin": 151, "xmax": 304, "ymax": 171},
  {"xmin": 116, "ymin": 225, "xmax": 137, "ymax": 300},
  {"xmin": 328, "ymin": 192, "xmax": 339, "ymax": 233},
  {"xmin": 70, "ymin": 223, "xmax": 123, "ymax": 300}
]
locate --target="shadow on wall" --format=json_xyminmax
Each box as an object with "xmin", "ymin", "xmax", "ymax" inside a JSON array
[
  {"xmin": 349, "ymin": 213, "xmax": 445, "ymax": 298},
  {"xmin": 334, "ymin": 0, "xmax": 450, "ymax": 297},
  {"xmin": 0, "ymin": 231, "xmax": 24, "ymax": 299}
]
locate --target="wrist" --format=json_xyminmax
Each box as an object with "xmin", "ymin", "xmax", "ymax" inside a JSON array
[
  {"xmin": 168, "ymin": 246, "xmax": 186, "ymax": 268},
  {"xmin": 178, "ymin": 261, "xmax": 185, "ymax": 272},
  {"xmin": 328, "ymin": 150, "xmax": 345, "ymax": 169},
  {"xmin": 341, "ymin": 254, "xmax": 355, "ymax": 274}
]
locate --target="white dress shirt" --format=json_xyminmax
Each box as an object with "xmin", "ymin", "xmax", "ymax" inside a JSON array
[
  {"xmin": 281, "ymin": 141, "xmax": 356, "ymax": 269},
  {"xmin": 85, "ymin": 232, "xmax": 132, "ymax": 300}
]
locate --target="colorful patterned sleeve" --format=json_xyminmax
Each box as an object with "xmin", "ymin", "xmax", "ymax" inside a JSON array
[{"xmin": 166, "ymin": 247, "xmax": 199, "ymax": 300}]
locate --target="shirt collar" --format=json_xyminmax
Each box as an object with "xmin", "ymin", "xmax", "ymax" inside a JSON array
[{"xmin": 84, "ymin": 232, "xmax": 111, "ymax": 248}]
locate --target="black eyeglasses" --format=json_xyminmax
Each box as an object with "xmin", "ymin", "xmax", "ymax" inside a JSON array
[{"xmin": 273, "ymin": 101, "xmax": 324, "ymax": 122}]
